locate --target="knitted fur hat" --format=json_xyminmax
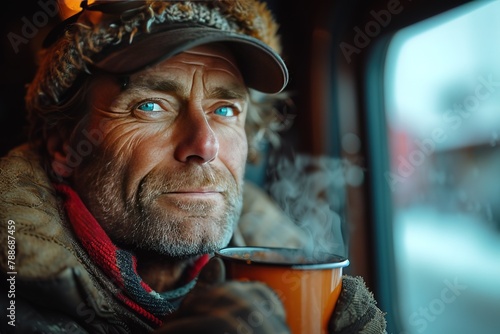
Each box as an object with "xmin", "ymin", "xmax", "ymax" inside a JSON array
[{"xmin": 26, "ymin": 0, "xmax": 287, "ymax": 114}]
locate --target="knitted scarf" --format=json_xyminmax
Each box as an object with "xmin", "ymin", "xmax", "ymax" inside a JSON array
[{"xmin": 54, "ymin": 183, "xmax": 209, "ymax": 328}]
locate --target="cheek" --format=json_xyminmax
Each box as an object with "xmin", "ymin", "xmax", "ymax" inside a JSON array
[
  {"xmin": 96, "ymin": 114, "xmax": 170, "ymax": 154},
  {"xmin": 89, "ymin": 119, "xmax": 171, "ymax": 191},
  {"xmin": 218, "ymin": 127, "xmax": 248, "ymax": 177}
]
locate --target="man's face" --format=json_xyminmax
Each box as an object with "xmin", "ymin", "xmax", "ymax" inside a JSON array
[{"xmin": 67, "ymin": 44, "xmax": 249, "ymax": 258}]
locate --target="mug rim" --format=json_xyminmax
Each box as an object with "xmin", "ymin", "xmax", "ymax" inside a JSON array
[{"xmin": 215, "ymin": 246, "xmax": 350, "ymax": 270}]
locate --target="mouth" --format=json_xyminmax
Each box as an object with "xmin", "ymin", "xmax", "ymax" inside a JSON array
[
  {"xmin": 162, "ymin": 187, "xmax": 223, "ymax": 194},
  {"xmin": 159, "ymin": 189, "xmax": 224, "ymax": 198},
  {"xmin": 155, "ymin": 190, "xmax": 224, "ymax": 214},
  {"xmin": 165, "ymin": 191, "xmax": 221, "ymax": 197}
]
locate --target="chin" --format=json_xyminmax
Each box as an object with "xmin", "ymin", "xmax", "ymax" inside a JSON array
[{"xmin": 126, "ymin": 220, "xmax": 234, "ymax": 258}]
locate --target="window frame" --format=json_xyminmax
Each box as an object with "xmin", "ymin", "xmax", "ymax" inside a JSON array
[{"xmin": 328, "ymin": 1, "xmax": 475, "ymax": 333}]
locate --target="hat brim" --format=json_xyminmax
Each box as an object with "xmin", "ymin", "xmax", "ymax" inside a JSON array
[{"xmin": 92, "ymin": 26, "xmax": 289, "ymax": 94}]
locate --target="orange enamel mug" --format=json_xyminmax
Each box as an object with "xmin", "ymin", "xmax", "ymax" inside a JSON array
[{"xmin": 215, "ymin": 246, "xmax": 349, "ymax": 334}]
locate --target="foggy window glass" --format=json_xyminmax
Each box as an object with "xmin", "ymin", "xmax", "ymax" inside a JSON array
[{"xmin": 384, "ymin": 2, "xmax": 500, "ymax": 334}]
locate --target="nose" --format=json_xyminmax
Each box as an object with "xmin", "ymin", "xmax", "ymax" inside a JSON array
[{"xmin": 173, "ymin": 107, "xmax": 219, "ymax": 164}]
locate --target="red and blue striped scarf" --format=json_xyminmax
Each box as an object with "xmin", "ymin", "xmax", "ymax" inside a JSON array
[{"xmin": 54, "ymin": 183, "xmax": 209, "ymax": 328}]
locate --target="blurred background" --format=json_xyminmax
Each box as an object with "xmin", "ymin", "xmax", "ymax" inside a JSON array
[
  {"xmin": 385, "ymin": 2, "xmax": 500, "ymax": 333},
  {"xmin": 1, "ymin": 1, "xmax": 499, "ymax": 333}
]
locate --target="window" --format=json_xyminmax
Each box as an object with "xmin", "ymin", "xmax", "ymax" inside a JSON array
[{"xmin": 380, "ymin": 2, "xmax": 500, "ymax": 333}]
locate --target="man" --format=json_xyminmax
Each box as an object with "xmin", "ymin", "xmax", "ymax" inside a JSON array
[{"xmin": 0, "ymin": 1, "xmax": 386, "ymax": 333}]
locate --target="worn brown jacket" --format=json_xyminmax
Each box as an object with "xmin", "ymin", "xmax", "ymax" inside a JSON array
[{"xmin": 0, "ymin": 145, "xmax": 308, "ymax": 333}]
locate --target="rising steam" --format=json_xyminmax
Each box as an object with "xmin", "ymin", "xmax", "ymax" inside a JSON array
[{"xmin": 266, "ymin": 153, "xmax": 360, "ymax": 258}]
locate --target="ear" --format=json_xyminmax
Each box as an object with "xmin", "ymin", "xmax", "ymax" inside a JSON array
[{"xmin": 46, "ymin": 132, "xmax": 73, "ymax": 178}]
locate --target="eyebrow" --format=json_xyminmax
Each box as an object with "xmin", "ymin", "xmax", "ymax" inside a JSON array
[
  {"xmin": 124, "ymin": 77, "xmax": 248, "ymax": 101},
  {"xmin": 125, "ymin": 78, "xmax": 181, "ymax": 94},
  {"xmin": 207, "ymin": 86, "xmax": 248, "ymax": 100}
]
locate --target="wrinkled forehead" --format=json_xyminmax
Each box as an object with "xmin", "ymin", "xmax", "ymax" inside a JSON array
[
  {"xmin": 119, "ymin": 43, "xmax": 248, "ymax": 98},
  {"xmin": 88, "ymin": 43, "xmax": 249, "ymax": 102},
  {"xmin": 145, "ymin": 43, "xmax": 244, "ymax": 78}
]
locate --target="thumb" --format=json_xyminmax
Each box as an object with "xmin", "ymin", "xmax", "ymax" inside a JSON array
[
  {"xmin": 160, "ymin": 256, "xmax": 226, "ymax": 323},
  {"xmin": 195, "ymin": 256, "xmax": 226, "ymax": 288}
]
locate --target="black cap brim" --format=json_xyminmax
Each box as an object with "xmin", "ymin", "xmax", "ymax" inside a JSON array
[{"xmin": 92, "ymin": 26, "xmax": 289, "ymax": 94}]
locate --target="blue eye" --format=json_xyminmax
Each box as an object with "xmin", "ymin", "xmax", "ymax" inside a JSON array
[
  {"xmin": 137, "ymin": 102, "xmax": 162, "ymax": 112},
  {"xmin": 214, "ymin": 106, "xmax": 235, "ymax": 117}
]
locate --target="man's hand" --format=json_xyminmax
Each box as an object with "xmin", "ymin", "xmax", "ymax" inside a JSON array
[
  {"xmin": 155, "ymin": 257, "xmax": 290, "ymax": 334},
  {"xmin": 329, "ymin": 275, "xmax": 387, "ymax": 334}
]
